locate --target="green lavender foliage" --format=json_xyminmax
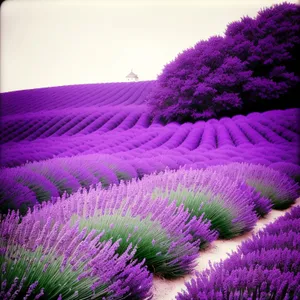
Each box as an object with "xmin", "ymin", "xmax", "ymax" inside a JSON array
[
  {"xmin": 152, "ymin": 187, "xmax": 236, "ymax": 239},
  {"xmin": 72, "ymin": 212, "xmax": 190, "ymax": 277},
  {"xmin": 0, "ymin": 244, "xmax": 110, "ymax": 300}
]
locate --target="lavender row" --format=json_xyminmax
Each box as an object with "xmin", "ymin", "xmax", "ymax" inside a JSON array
[
  {"xmin": 132, "ymin": 167, "xmax": 265, "ymax": 238},
  {"xmin": 1, "ymin": 144, "xmax": 299, "ymax": 213},
  {"xmin": 2, "ymin": 107, "xmax": 298, "ymax": 145},
  {"xmin": 23, "ymin": 163, "xmax": 263, "ymax": 240},
  {"xmin": 1, "ymin": 108, "xmax": 299, "ymax": 168},
  {"xmin": 127, "ymin": 164, "xmax": 297, "ymax": 235},
  {"xmin": 176, "ymin": 205, "xmax": 300, "ymax": 300},
  {"xmin": 13, "ymin": 164, "xmax": 297, "ymax": 278},
  {"xmin": 2, "ymin": 138, "xmax": 298, "ymax": 171},
  {"xmin": 12, "ymin": 164, "xmax": 267, "ymax": 279},
  {"xmin": 0, "ymin": 212, "xmax": 152, "ymax": 299},
  {"xmin": 0, "ymin": 81, "xmax": 154, "ymax": 116},
  {"xmin": 0, "ymin": 105, "xmax": 153, "ymax": 143},
  {"xmin": 21, "ymin": 179, "xmax": 217, "ymax": 278},
  {"xmin": 1, "ymin": 164, "xmax": 298, "ymax": 295},
  {"xmin": 0, "ymin": 154, "xmax": 136, "ymax": 212}
]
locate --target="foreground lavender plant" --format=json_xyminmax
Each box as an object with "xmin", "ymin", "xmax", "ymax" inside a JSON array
[
  {"xmin": 176, "ymin": 205, "xmax": 300, "ymax": 300},
  {"xmin": 208, "ymin": 163, "xmax": 299, "ymax": 209},
  {"xmin": 0, "ymin": 212, "xmax": 152, "ymax": 299},
  {"xmin": 21, "ymin": 183, "xmax": 215, "ymax": 278},
  {"xmin": 139, "ymin": 167, "xmax": 265, "ymax": 238}
]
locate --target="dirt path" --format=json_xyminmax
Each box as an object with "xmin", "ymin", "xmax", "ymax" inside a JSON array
[{"xmin": 152, "ymin": 198, "xmax": 300, "ymax": 300}]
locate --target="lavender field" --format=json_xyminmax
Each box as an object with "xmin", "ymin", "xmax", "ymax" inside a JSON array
[
  {"xmin": 1, "ymin": 2, "xmax": 300, "ymax": 299},
  {"xmin": 1, "ymin": 82, "xmax": 299, "ymax": 212}
]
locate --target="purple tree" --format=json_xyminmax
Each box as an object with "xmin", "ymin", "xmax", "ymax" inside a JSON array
[{"xmin": 147, "ymin": 3, "xmax": 300, "ymax": 122}]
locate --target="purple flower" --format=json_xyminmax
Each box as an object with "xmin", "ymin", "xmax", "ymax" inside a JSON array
[{"xmin": 0, "ymin": 215, "xmax": 152, "ymax": 299}]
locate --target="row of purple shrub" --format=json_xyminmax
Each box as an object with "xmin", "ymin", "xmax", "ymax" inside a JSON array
[
  {"xmin": 20, "ymin": 180, "xmax": 217, "ymax": 278},
  {"xmin": 1, "ymin": 146, "xmax": 299, "ymax": 213},
  {"xmin": 1, "ymin": 108, "xmax": 298, "ymax": 168},
  {"xmin": 0, "ymin": 81, "xmax": 154, "ymax": 116},
  {"xmin": 1, "ymin": 140, "xmax": 298, "ymax": 176},
  {"xmin": 0, "ymin": 211, "xmax": 153, "ymax": 299},
  {"xmin": 0, "ymin": 154, "xmax": 134, "ymax": 213},
  {"xmin": 147, "ymin": 3, "xmax": 300, "ymax": 122},
  {"xmin": 5, "ymin": 162, "xmax": 299, "ymax": 262},
  {"xmin": 0, "ymin": 106, "xmax": 154, "ymax": 143},
  {"xmin": 1, "ymin": 164, "xmax": 298, "ymax": 298},
  {"xmin": 176, "ymin": 205, "xmax": 300, "ymax": 300}
]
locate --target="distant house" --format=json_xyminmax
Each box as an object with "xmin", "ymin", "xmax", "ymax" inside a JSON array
[{"xmin": 126, "ymin": 69, "xmax": 139, "ymax": 81}]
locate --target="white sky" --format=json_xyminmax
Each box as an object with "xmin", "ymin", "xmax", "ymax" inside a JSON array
[{"xmin": 0, "ymin": 0, "xmax": 297, "ymax": 92}]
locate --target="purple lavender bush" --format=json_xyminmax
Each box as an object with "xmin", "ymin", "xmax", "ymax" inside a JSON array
[
  {"xmin": 176, "ymin": 205, "xmax": 300, "ymax": 300},
  {"xmin": 1, "ymin": 108, "xmax": 298, "ymax": 169},
  {"xmin": 1, "ymin": 140, "xmax": 298, "ymax": 214},
  {"xmin": 131, "ymin": 167, "xmax": 266, "ymax": 238},
  {"xmin": 147, "ymin": 3, "xmax": 300, "ymax": 122},
  {"xmin": 208, "ymin": 163, "xmax": 299, "ymax": 209},
  {"xmin": 20, "ymin": 181, "xmax": 216, "ymax": 278},
  {"xmin": 0, "ymin": 212, "xmax": 152, "ymax": 299},
  {"xmin": 0, "ymin": 154, "xmax": 136, "ymax": 213}
]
